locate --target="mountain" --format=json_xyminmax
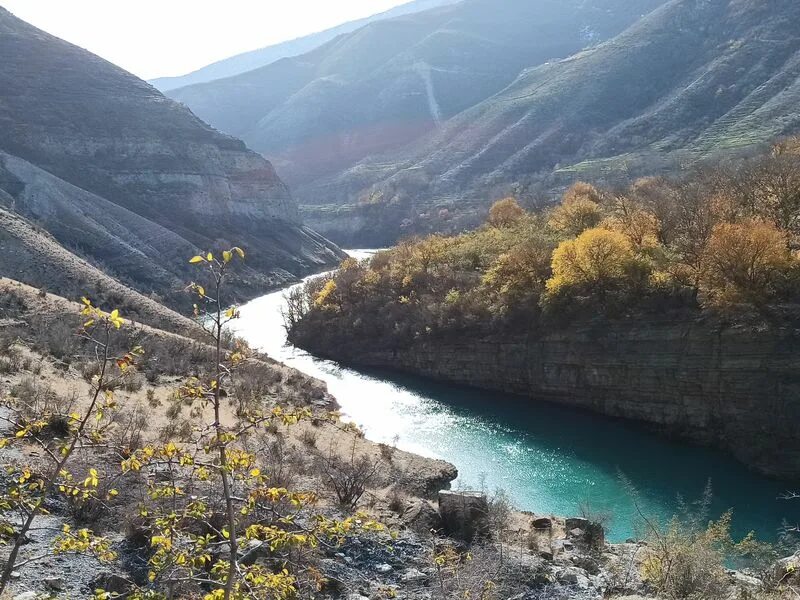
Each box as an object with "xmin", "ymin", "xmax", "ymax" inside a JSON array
[
  {"xmin": 165, "ymin": 0, "xmax": 666, "ymax": 199},
  {"xmin": 0, "ymin": 6, "xmax": 343, "ymax": 310},
  {"xmin": 149, "ymin": 0, "xmax": 461, "ymax": 92},
  {"xmin": 313, "ymin": 0, "xmax": 800, "ymax": 244}
]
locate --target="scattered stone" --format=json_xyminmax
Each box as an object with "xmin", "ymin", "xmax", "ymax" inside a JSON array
[
  {"xmin": 400, "ymin": 568, "xmax": 427, "ymax": 583},
  {"xmin": 376, "ymin": 563, "xmax": 392, "ymax": 573},
  {"xmin": 10, "ymin": 570, "xmax": 20, "ymax": 579},
  {"xmin": 438, "ymin": 490, "xmax": 489, "ymax": 542},
  {"xmin": 539, "ymin": 550, "xmax": 554, "ymax": 561},
  {"xmin": 45, "ymin": 576, "xmax": 64, "ymax": 591},
  {"xmin": 13, "ymin": 593, "xmax": 38, "ymax": 600}
]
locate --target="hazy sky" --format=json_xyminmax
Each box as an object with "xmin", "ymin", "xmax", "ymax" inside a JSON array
[{"xmin": 1, "ymin": 1, "xmax": 407, "ymax": 79}]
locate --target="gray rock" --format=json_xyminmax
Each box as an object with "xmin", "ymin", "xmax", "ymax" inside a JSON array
[
  {"xmin": 13, "ymin": 593, "xmax": 39, "ymax": 600},
  {"xmin": 45, "ymin": 576, "xmax": 64, "ymax": 590},
  {"xmin": 569, "ymin": 527, "xmax": 585, "ymax": 537},
  {"xmin": 375, "ymin": 563, "xmax": 393, "ymax": 573},
  {"xmin": 401, "ymin": 498, "xmax": 442, "ymax": 534},
  {"xmin": 557, "ymin": 566, "xmax": 591, "ymax": 589},
  {"xmin": 572, "ymin": 555, "xmax": 601, "ymax": 575},
  {"xmin": 400, "ymin": 568, "xmax": 427, "ymax": 583},
  {"xmin": 90, "ymin": 573, "xmax": 131, "ymax": 594},
  {"xmin": 438, "ymin": 490, "xmax": 489, "ymax": 542},
  {"xmin": 565, "ymin": 518, "xmax": 590, "ymax": 530}
]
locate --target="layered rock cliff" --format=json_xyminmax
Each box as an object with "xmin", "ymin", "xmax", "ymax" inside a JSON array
[
  {"xmin": 295, "ymin": 319, "xmax": 800, "ymax": 479},
  {"xmin": 0, "ymin": 7, "xmax": 344, "ymax": 306}
]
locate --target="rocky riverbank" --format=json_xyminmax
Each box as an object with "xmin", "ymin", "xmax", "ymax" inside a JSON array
[{"xmin": 292, "ymin": 317, "xmax": 800, "ymax": 480}]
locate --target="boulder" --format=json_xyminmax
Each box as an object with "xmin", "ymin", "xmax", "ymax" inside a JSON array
[
  {"xmin": 438, "ymin": 490, "xmax": 489, "ymax": 542},
  {"xmin": 532, "ymin": 517, "xmax": 552, "ymax": 530},
  {"xmin": 401, "ymin": 498, "xmax": 442, "ymax": 534}
]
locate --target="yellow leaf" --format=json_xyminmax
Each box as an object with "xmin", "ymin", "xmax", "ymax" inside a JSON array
[
  {"xmin": 206, "ymin": 252, "xmax": 213, "ymax": 261},
  {"xmin": 189, "ymin": 255, "xmax": 205, "ymax": 264},
  {"xmin": 233, "ymin": 247, "xmax": 245, "ymax": 259},
  {"xmin": 223, "ymin": 250, "xmax": 232, "ymax": 263}
]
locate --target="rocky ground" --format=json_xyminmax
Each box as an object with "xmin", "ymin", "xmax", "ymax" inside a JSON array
[{"xmin": 1, "ymin": 278, "xmax": 799, "ymax": 600}]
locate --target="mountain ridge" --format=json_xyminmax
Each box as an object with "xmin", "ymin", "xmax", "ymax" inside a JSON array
[{"xmin": 149, "ymin": 0, "xmax": 461, "ymax": 92}]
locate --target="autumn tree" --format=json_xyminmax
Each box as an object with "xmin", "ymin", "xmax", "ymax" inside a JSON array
[
  {"xmin": 545, "ymin": 228, "xmax": 646, "ymax": 301},
  {"xmin": 548, "ymin": 182, "xmax": 603, "ymax": 237},
  {"xmin": 482, "ymin": 238, "xmax": 554, "ymax": 313},
  {"xmin": 702, "ymin": 219, "xmax": 792, "ymax": 307},
  {"xmin": 487, "ymin": 198, "xmax": 526, "ymax": 228},
  {"xmin": 602, "ymin": 194, "xmax": 661, "ymax": 249}
]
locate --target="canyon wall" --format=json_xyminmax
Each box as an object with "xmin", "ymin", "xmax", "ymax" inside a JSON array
[{"xmin": 308, "ymin": 320, "xmax": 800, "ymax": 479}]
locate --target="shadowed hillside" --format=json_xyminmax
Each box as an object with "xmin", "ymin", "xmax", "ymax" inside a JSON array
[{"xmin": 0, "ymin": 6, "xmax": 344, "ymax": 307}]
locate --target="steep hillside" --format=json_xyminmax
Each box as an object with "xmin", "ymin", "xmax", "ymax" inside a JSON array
[
  {"xmin": 167, "ymin": 0, "xmax": 665, "ymax": 191},
  {"xmin": 0, "ymin": 7, "xmax": 344, "ymax": 305},
  {"xmin": 314, "ymin": 0, "xmax": 800, "ymax": 244},
  {"xmin": 150, "ymin": 0, "xmax": 460, "ymax": 91},
  {"xmin": 0, "ymin": 207, "xmax": 196, "ymax": 334}
]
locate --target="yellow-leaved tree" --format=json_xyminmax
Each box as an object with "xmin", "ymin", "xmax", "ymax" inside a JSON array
[
  {"xmin": 702, "ymin": 219, "xmax": 792, "ymax": 307},
  {"xmin": 545, "ymin": 228, "xmax": 644, "ymax": 301},
  {"xmin": 548, "ymin": 182, "xmax": 603, "ymax": 237}
]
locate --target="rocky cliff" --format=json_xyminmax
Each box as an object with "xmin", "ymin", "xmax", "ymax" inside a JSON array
[
  {"xmin": 0, "ymin": 7, "xmax": 344, "ymax": 306},
  {"xmin": 297, "ymin": 319, "xmax": 800, "ymax": 479}
]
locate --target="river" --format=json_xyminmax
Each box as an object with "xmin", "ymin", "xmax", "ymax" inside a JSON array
[{"xmin": 232, "ymin": 250, "xmax": 800, "ymax": 543}]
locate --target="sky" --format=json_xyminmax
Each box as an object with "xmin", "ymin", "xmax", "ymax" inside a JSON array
[{"xmin": 1, "ymin": 0, "xmax": 408, "ymax": 80}]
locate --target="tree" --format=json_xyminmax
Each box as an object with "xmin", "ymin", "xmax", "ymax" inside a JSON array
[
  {"xmin": 487, "ymin": 198, "xmax": 526, "ymax": 228},
  {"xmin": 545, "ymin": 228, "xmax": 642, "ymax": 299},
  {"xmin": 602, "ymin": 194, "xmax": 661, "ymax": 249},
  {"xmin": 548, "ymin": 183, "xmax": 603, "ymax": 237},
  {"xmin": 482, "ymin": 238, "xmax": 553, "ymax": 312},
  {"xmin": 702, "ymin": 219, "xmax": 792, "ymax": 306}
]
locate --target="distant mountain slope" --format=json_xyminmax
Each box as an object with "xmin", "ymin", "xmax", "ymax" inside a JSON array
[
  {"xmin": 307, "ymin": 0, "xmax": 800, "ymax": 244},
  {"xmin": 166, "ymin": 0, "xmax": 666, "ymax": 191},
  {"xmin": 150, "ymin": 0, "xmax": 460, "ymax": 92},
  {"xmin": 0, "ymin": 7, "xmax": 343, "ymax": 305}
]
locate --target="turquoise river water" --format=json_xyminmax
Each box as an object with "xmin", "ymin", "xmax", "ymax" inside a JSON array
[{"xmin": 232, "ymin": 250, "xmax": 800, "ymax": 543}]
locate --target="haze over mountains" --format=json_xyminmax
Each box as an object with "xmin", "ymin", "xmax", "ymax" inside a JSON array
[
  {"xmin": 150, "ymin": 0, "xmax": 460, "ymax": 92},
  {"xmin": 166, "ymin": 0, "xmax": 800, "ymax": 245},
  {"xmin": 0, "ymin": 6, "xmax": 343, "ymax": 314}
]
